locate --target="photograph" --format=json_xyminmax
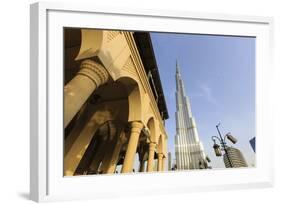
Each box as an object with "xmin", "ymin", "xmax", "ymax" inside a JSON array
[{"xmin": 63, "ymin": 28, "xmax": 255, "ymax": 176}]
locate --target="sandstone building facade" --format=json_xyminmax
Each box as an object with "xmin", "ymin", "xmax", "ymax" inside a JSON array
[{"xmin": 63, "ymin": 28, "xmax": 169, "ymax": 176}]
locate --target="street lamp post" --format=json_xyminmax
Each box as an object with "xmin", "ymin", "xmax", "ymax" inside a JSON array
[{"xmin": 211, "ymin": 123, "xmax": 237, "ymax": 168}]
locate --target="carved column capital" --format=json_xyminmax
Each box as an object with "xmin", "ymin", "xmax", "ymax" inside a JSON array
[
  {"xmin": 78, "ymin": 59, "xmax": 109, "ymax": 88},
  {"xmin": 157, "ymin": 153, "xmax": 164, "ymax": 158},
  {"xmin": 130, "ymin": 121, "xmax": 144, "ymax": 134},
  {"xmin": 64, "ymin": 59, "xmax": 110, "ymax": 128}
]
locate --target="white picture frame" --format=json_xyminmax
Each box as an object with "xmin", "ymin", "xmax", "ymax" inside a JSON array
[{"xmin": 30, "ymin": 2, "xmax": 274, "ymax": 202}]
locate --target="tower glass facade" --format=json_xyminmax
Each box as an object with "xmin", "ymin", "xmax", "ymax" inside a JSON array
[{"xmin": 174, "ymin": 62, "xmax": 207, "ymax": 170}]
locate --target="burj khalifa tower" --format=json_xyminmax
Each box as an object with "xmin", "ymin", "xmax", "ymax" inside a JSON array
[{"xmin": 174, "ymin": 61, "xmax": 207, "ymax": 170}]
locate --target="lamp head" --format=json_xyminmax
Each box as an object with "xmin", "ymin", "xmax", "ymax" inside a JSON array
[
  {"xmin": 213, "ymin": 143, "xmax": 222, "ymax": 157},
  {"xmin": 226, "ymin": 133, "xmax": 237, "ymax": 144}
]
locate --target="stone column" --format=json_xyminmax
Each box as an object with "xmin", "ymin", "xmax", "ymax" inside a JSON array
[
  {"xmin": 104, "ymin": 131, "xmax": 127, "ymax": 174},
  {"xmin": 161, "ymin": 157, "xmax": 165, "ymax": 171},
  {"xmin": 157, "ymin": 153, "xmax": 164, "ymax": 171},
  {"xmin": 139, "ymin": 160, "xmax": 145, "ymax": 172},
  {"xmin": 64, "ymin": 59, "xmax": 109, "ymax": 128},
  {"xmin": 99, "ymin": 140, "xmax": 115, "ymax": 173},
  {"xmin": 63, "ymin": 115, "xmax": 101, "ymax": 176},
  {"xmin": 88, "ymin": 140, "xmax": 107, "ymax": 174},
  {"xmin": 147, "ymin": 142, "xmax": 156, "ymax": 172},
  {"xmin": 121, "ymin": 121, "xmax": 143, "ymax": 173}
]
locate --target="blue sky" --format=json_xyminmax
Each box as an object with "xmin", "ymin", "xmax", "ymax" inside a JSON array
[{"xmin": 150, "ymin": 32, "xmax": 256, "ymax": 168}]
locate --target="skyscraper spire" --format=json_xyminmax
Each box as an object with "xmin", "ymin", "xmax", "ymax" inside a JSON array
[
  {"xmin": 176, "ymin": 59, "xmax": 180, "ymax": 75},
  {"xmin": 174, "ymin": 61, "xmax": 207, "ymax": 170}
]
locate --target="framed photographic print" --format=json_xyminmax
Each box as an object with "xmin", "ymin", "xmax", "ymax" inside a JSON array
[{"xmin": 30, "ymin": 2, "xmax": 274, "ymax": 202}]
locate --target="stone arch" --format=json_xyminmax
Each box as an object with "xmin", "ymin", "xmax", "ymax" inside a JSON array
[
  {"xmin": 116, "ymin": 77, "xmax": 142, "ymax": 122},
  {"xmin": 75, "ymin": 29, "xmax": 104, "ymax": 61},
  {"xmin": 144, "ymin": 115, "xmax": 161, "ymax": 143},
  {"xmin": 75, "ymin": 29, "xmax": 132, "ymax": 83},
  {"xmin": 146, "ymin": 117, "xmax": 157, "ymax": 143}
]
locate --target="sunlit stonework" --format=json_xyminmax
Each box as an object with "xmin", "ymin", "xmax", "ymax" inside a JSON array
[{"xmin": 64, "ymin": 29, "xmax": 169, "ymax": 176}]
